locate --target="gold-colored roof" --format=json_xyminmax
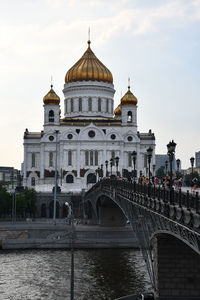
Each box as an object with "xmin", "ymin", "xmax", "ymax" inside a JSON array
[
  {"xmin": 121, "ymin": 86, "xmax": 138, "ymax": 106},
  {"xmin": 114, "ymin": 104, "xmax": 121, "ymax": 116},
  {"xmin": 65, "ymin": 40, "xmax": 113, "ymax": 84},
  {"xmin": 43, "ymin": 85, "xmax": 60, "ymax": 105}
]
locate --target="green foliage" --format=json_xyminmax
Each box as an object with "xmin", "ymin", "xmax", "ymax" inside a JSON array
[
  {"xmin": 156, "ymin": 166, "xmax": 165, "ymax": 179},
  {"xmin": 0, "ymin": 183, "xmax": 12, "ymax": 218},
  {"xmin": 0, "ymin": 184, "xmax": 37, "ymax": 220}
]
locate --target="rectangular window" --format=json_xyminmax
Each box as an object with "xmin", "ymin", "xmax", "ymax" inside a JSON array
[
  {"xmin": 90, "ymin": 151, "xmax": 93, "ymax": 166},
  {"xmin": 85, "ymin": 151, "xmax": 89, "ymax": 166},
  {"xmin": 111, "ymin": 151, "xmax": 115, "ymax": 165},
  {"xmin": 88, "ymin": 98, "xmax": 92, "ymax": 111},
  {"xmin": 79, "ymin": 98, "xmax": 82, "ymax": 112},
  {"xmin": 68, "ymin": 150, "xmax": 72, "ymax": 166},
  {"xmin": 32, "ymin": 153, "xmax": 36, "ymax": 167},
  {"xmin": 98, "ymin": 98, "xmax": 101, "ymax": 112},
  {"xmin": 49, "ymin": 152, "xmax": 53, "ymax": 167},
  {"xmin": 95, "ymin": 151, "xmax": 98, "ymax": 166},
  {"xmin": 65, "ymin": 101, "xmax": 67, "ymax": 114},
  {"xmin": 144, "ymin": 154, "xmax": 147, "ymax": 168},
  {"xmin": 106, "ymin": 99, "xmax": 109, "ymax": 113},
  {"xmin": 71, "ymin": 99, "xmax": 73, "ymax": 112},
  {"xmin": 128, "ymin": 152, "xmax": 132, "ymax": 167}
]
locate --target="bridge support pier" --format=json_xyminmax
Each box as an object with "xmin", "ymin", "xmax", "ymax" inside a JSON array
[{"xmin": 153, "ymin": 234, "xmax": 200, "ymax": 299}]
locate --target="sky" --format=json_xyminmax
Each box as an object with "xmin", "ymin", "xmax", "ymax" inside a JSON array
[{"xmin": 0, "ymin": 0, "xmax": 200, "ymax": 170}]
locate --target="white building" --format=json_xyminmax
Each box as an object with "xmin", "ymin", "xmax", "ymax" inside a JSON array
[{"xmin": 23, "ymin": 40, "xmax": 155, "ymax": 192}]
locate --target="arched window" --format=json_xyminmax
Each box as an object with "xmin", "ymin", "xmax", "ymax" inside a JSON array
[
  {"xmin": 127, "ymin": 111, "xmax": 132, "ymax": 122},
  {"xmin": 66, "ymin": 174, "xmax": 74, "ymax": 183},
  {"xmin": 87, "ymin": 173, "xmax": 96, "ymax": 184},
  {"xmin": 31, "ymin": 153, "xmax": 36, "ymax": 167},
  {"xmin": 71, "ymin": 99, "xmax": 74, "ymax": 112},
  {"xmin": 106, "ymin": 99, "xmax": 109, "ymax": 113},
  {"xmin": 49, "ymin": 152, "xmax": 53, "ymax": 167},
  {"xmin": 31, "ymin": 177, "xmax": 35, "ymax": 186},
  {"xmin": 88, "ymin": 97, "xmax": 92, "ymax": 111},
  {"xmin": 98, "ymin": 98, "xmax": 101, "ymax": 112},
  {"xmin": 68, "ymin": 150, "xmax": 72, "ymax": 166},
  {"xmin": 79, "ymin": 98, "xmax": 82, "ymax": 112},
  {"xmin": 49, "ymin": 110, "xmax": 54, "ymax": 122}
]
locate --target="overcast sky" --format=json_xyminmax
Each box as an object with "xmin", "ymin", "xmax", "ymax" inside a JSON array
[{"xmin": 0, "ymin": 0, "xmax": 200, "ymax": 169}]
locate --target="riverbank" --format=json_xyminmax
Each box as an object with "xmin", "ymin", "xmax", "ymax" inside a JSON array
[{"xmin": 0, "ymin": 221, "xmax": 139, "ymax": 250}]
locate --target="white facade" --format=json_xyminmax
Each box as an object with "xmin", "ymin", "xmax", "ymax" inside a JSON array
[{"xmin": 23, "ymin": 42, "xmax": 156, "ymax": 192}]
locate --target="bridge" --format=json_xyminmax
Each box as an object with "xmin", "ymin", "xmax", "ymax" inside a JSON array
[{"xmin": 84, "ymin": 179, "xmax": 200, "ymax": 300}]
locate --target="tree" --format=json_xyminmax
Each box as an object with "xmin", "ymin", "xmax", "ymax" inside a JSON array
[
  {"xmin": 24, "ymin": 188, "xmax": 37, "ymax": 217},
  {"xmin": 0, "ymin": 183, "xmax": 12, "ymax": 218},
  {"xmin": 156, "ymin": 166, "xmax": 165, "ymax": 179}
]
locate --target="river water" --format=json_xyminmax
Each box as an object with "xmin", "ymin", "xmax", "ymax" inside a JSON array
[{"xmin": 0, "ymin": 249, "xmax": 151, "ymax": 300}]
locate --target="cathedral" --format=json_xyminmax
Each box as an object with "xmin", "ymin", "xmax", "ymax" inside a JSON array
[{"xmin": 23, "ymin": 39, "xmax": 155, "ymax": 192}]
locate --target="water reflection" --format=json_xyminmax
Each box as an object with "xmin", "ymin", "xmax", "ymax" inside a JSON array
[{"xmin": 0, "ymin": 249, "xmax": 150, "ymax": 300}]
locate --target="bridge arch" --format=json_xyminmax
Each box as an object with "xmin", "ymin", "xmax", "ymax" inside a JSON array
[{"xmin": 94, "ymin": 195, "xmax": 127, "ymax": 226}]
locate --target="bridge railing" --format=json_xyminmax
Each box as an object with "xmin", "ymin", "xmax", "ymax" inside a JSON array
[{"xmin": 86, "ymin": 178, "xmax": 200, "ymax": 215}]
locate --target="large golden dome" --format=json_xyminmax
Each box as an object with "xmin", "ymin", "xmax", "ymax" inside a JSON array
[
  {"xmin": 65, "ymin": 41, "xmax": 113, "ymax": 84},
  {"xmin": 43, "ymin": 85, "xmax": 60, "ymax": 105},
  {"xmin": 121, "ymin": 86, "xmax": 138, "ymax": 106}
]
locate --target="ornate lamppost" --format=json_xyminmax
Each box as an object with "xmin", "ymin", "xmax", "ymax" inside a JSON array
[
  {"xmin": 115, "ymin": 156, "xmax": 119, "ymax": 176},
  {"xmin": 165, "ymin": 160, "xmax": 168, "ymax": 176},
  {"xmin": 110, "ymin": 158, "xmax": 114, "ymax": 176},
  {"xmin": 100, "ymin": 164, "xmax": 103, "ymax": 179},
  {"xmin": 147, "ymin": 147, "xmax": 153, "ymax": 183},
  {"xmin": 167, "ymin": 140, "xmax": 176, "ymax": 190},
  {"xmin": 190, "ymin": 157, "xmax": 194, "ymax": 175},
  {"xmin": 131, "ymin": 151, "xmax": 137, "ymax": 181},
  {"xmin": 105, "ymin": 160, "xmax": 108, "ymax": 177},
  {"xmin": 176, "ymin": 158, "xmax": 180, "ymax": 178}
]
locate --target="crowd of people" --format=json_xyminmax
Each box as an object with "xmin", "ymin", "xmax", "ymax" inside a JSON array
[{"xmin": 112, "ymin": 173, "xmax": 199, "ymax": 193}]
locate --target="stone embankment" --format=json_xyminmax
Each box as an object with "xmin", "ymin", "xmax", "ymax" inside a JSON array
[{"xmin": 0, "ymin": 221, "xmax": 139, "ymax": 250}]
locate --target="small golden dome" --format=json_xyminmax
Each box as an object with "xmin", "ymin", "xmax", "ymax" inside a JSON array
[
  {"xmin": 121, "ymin": 86, "xmax": 138, "ymax": 106},
  {"xmin": 43, "ymin": 85, "xmax": 60, "ymax": 105},
  {"xmin": 114, "ymin": 104, "xmax": 121, "ymax": 116},
  {"xmin": 65, "ymin": 41, "xmax": 113, "ymax": 84}
]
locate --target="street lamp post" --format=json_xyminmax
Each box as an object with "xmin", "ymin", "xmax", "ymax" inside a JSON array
[
  {"xmin": 147, "ymin": 147, "xmax": 153, "ymax": 183},
  {"xmin": 131, "ymin": 151, "xmax": 137, "ymax": 181},
  {"xmin": 167, "ymin": 140, "xmax": 176, "ymax": 191},
  {"xmin": 190, "ymin": 157, "xmax": 194, "ymax": 175},
  {"xmin": 53, "ymin": 130, "xmax": 59, "ymax": 223},
  {"xmin": 165, "ymin": 160, "xmax": 168, "ymax": 175},
  {"xmin": 101, "ymin": 164, "xmax": 103, "ymax": 179},
  {"xmin": 105, "ymin": 160, "xmax": 108, "ymax": 177},
  {"xmin": 115, "ymin": 156, "xmax": 119, "ymax": 176},
  {"xmin": 110, "ymin": 158, "xmax": 114, "ymax": 176},
  {"xmin": 65, "ymin": 201, "xmax": 74, "ymax": 300},
  {"xmin": 176, "ymin": 159, "xmax": 180, "ymax": 178}
]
